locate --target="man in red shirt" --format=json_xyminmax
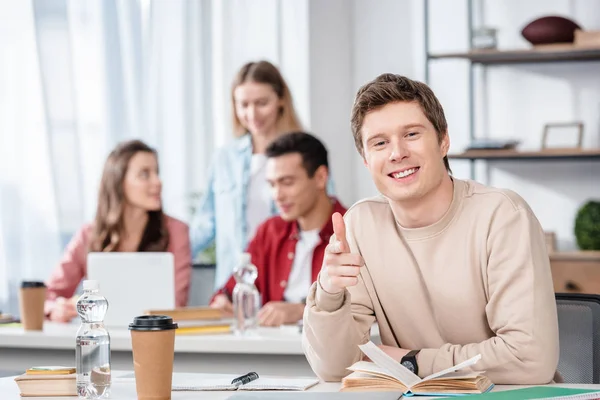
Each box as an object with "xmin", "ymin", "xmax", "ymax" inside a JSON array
[{"xmin": 210, "ymin": 131, "xmax": 347, "ymax": 326}]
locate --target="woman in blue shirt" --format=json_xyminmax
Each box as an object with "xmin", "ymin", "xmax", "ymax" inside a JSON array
[{"xmin": 191, "ymin": 60, "xmax": 307, "ymax": 290}]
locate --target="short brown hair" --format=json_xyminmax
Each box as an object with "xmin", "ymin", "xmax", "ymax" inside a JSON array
[
  {"xmin": 350, "ymin": 73, "xmax": 451, "ymax": 172},
  {"xmin": 231, "ymin": 60, "xmax": 302, "ymax": 137}
]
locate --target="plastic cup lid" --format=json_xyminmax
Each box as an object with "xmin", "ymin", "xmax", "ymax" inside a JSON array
[
  {"xmin": 128, "ymin": 315, "xmax": 178, "ymax": 331},
  {"xmin": 21, "ymin": 281, "xmax": 46, "ymax": 289}
]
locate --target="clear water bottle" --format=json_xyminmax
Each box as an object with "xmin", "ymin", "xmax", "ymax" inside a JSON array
[
  {"xmin": 76, "ymin": 280, "xmax": 111, "ymax": 399},
  {"xmin": 232, "ymin": 252, "xmax": 260, "ymax": 335}
]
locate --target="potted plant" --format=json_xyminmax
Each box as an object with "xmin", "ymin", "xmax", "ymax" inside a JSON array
[{"xmin": 574, "ymin": 200, "xmax": 600, "ymax": 251}]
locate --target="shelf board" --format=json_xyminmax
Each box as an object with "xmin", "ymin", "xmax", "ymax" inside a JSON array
[
  {"xmin": 550, "ymin": 251, "xmax": 600, "ymax": 262},
  {"xmin": 429, "ymin": 44, "xmax": 600, "ymax": 65},
  {"xmin": 448, "ymin": 148, "xmax": 600, "ymax": 161}
]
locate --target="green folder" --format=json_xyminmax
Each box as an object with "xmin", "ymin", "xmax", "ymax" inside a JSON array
[{"xmin": 466, "ymin": 386, "xmax": 600, "ymax": 399}]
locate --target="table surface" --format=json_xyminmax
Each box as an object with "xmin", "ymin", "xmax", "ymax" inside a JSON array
[
  {"xmin": 2, "ymin": 371, "xmax": 600, "ymax": 400},
  {"xmin": 0, "ymin": 322, "xmax": 306, "ymax": 354}
]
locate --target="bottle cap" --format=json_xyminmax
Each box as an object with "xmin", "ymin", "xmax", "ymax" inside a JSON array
[
  {"xmin": 83, "ymin": 280, "xmax": 99, "ymax": 291},
  {"xmin": 239, "ymin": 252, "xmax": 251, "ymax": 265}
]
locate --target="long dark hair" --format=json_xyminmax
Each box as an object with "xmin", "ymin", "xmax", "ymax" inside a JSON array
[{"xmin": 89, "ymin": 140, "xmax": 169, "ymax": 252}]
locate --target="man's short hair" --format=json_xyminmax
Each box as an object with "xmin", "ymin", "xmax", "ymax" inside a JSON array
[
  {"xmin": 351, "ymin": 73, "xmax": 451, "ymax": 173},
  {"xmin": 265, "ymin": 131, "xmax": 329, "ymax": 177}
]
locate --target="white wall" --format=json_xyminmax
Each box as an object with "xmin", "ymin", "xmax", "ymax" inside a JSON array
[
  {"xmin": 307, "ymin": 0, "xmax": 354, "ymax": 205},
  {"xmin": 351, "ymin": 0, "xmax": 419, "ymax": 200}
]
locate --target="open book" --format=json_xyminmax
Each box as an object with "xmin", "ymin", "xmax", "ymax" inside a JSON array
[{"xmin": 341, "ymin": 341, "xmax": 494, "ymax": 396}]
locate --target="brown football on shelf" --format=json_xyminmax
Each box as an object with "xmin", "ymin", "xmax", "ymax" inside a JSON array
[{"xmin": 521, "ymin": 15, "xmax": 581, "ymax": 45}]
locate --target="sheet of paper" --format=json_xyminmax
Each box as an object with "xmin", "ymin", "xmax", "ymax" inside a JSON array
[
  {"xmin": 170, "ymin": 373, "xmax": 319, "ymax": 392},
  {"xmin": 171, "ymin": 373, "xmax": 237, "ymax": 391}
]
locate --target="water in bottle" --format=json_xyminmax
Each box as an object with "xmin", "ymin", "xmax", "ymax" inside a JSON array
[
  {"xmin": 232, "ymin": 252, "xmax": 260, "ymax": 335},
  {"xmin": 76, "ymin": 280, "xmax": 111, "ymax": 399}
]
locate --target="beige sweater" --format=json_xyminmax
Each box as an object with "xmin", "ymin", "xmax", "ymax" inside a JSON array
[{"xmin": 302, "ymin": 178, "xmax": 559, "ymax": 384}]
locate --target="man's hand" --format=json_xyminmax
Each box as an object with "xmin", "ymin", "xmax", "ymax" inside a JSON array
[
  {"xmin": 209, "ymin": 294, "xmax": 233, "ymax": 317},
  {"xmin": 258, "ymin": 301, "xmax": 305, "ymax": 327},
  {"xmin": 320, "ymin": 212, "xmax": 364, "ymax": 294},
  {"xmin": 48, "ymin": 296, "xmax": 78, "ymax": 323}
]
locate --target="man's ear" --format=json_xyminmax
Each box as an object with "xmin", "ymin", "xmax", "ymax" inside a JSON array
[
  {"xmin": 315, "ymin": 165, "xmax": 328, "ymax": 190},
  {"xmin": 440, "ymin": 131, "xmax": 450, "ymax": 156}
]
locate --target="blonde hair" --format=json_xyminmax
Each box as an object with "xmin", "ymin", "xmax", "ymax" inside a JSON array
[{"xmin": 231, "ymin": 60, "xmax": 302, "ymax": 137}]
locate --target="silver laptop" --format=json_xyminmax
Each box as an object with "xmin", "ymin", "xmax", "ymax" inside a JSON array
[{"xmin": 87, "ymin": 252, "xmax": 175, "ymax": 328}]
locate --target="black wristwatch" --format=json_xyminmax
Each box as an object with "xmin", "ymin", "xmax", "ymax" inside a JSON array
[{"xmin": 400, "ymin": 350, "xmax": 420, "ymax": 375}]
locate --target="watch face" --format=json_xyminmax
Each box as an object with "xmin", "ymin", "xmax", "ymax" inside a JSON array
[{"xmin": 401, "ymin": 360, "xmax": 415, "ymax": 373}]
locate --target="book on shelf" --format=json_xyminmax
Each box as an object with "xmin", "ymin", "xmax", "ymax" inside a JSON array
[
  {"xmin": 341, "ymin": 341, "xmax": 494, "ymax": 396},
  {"xmin": 14, "ymin": 367, "xmax": 77, "ymax": 397}
]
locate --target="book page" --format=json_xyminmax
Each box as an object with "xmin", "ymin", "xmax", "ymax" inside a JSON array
[
  {"xmin": 421, "ymin": 354, "xmax": 482, "ymax": 382},
  {"xmin": 347, "ymin": 361, "xmax": 402, "ymax": 381},
  {"xmin": 358, "ymin": 341, "xmax": 421, "ymax": 388}
]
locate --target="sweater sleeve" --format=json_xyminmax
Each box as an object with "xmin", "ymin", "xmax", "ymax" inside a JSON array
[
  {"xmin": 416, "ymin": 205, "xmax": 559, "ymax": 384},
  {"xmin": 302, "ymin": 212, "xmax": 376, "ymax": 382}
]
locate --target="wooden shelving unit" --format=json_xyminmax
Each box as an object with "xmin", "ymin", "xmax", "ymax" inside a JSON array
[
  {"xmin": 448, "ymin": 148, "xmax": 600, "ymax": 161},
  {"xmin": 429, "ymin": 45, "xmax": 600, "ymax": 65}
]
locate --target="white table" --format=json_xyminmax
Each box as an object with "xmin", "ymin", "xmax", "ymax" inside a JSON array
[
  {"xmin": 2, "ymin": 371, "xmax": 600, "ymax": 400},
  {"xmin": 0, "ymin": 322, "xmax": 313, "ymax": 376}
]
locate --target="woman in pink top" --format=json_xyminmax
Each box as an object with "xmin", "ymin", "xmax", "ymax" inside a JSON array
[{"xmin": 45, "ymin": 140, "xmax": 192, "ymax": 322}]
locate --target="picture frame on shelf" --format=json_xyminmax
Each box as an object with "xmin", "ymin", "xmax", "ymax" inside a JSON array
[{"xmin": 541, "ymin": 122, "xmax": 584, "ymax": 150}]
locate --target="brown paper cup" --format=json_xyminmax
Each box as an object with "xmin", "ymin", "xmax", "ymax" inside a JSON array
[
  {"xmin": 129, "ymin": 315, "xmax": 178, "ymax": 400},
  {"xmin": 19, "ymin": 283, "xmax": 46, "ymax": 331}
]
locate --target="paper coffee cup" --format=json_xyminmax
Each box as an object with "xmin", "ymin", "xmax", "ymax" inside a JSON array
[
  {"xmin": 19, "ymin": 281, "xmax": 46, "ymax": 331},
  {"xmin": 129, "ymin": 315, "xmax": 178, "ymax": 400}
]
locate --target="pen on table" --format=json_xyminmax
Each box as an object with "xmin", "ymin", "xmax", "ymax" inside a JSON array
[{"xmin": 231, "ymin": 372, "xmax": 259, "ymax": 387}]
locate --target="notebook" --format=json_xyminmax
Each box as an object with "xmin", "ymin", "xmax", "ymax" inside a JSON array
[
  {"xmin": 462, "ymin": 386, "xmax": 600, "ymax": 399},
  {"xmin": 171, "ymin": 373, "xmax": 319, "ymax": 391},
  {"xmin": 341, "ymin": 341, "xmax": 494, "ymax": 396}
]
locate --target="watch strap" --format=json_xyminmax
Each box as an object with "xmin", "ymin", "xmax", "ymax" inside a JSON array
[{"xmin": 401, "ymin": 349, "xmax": 421, "ymax": 375}]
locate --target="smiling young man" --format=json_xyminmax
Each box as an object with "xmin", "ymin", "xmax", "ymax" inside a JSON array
[
  {"xmin": 210, "ymin": 131, "xmax": 346, "ymax": 326},
  {"xmin": 302, "ymin": 74, "xmax": 559, "ymax": 384}
]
